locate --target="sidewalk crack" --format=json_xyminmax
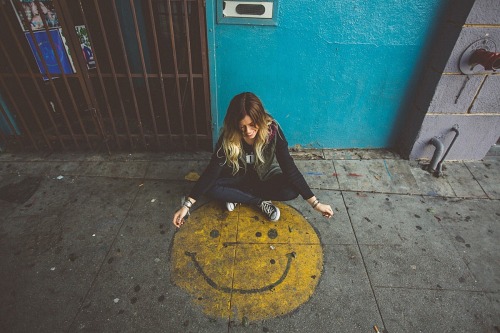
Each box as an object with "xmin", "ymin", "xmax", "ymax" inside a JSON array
[
  {"xmin": 334, "ymin": 162, "xmax": 388, "ymax": 332},
  {"xmin": 65, "ymin": 180, "xmax": 144, "ymax": 332}
]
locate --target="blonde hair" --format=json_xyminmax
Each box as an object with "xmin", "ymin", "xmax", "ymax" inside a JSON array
[{"xmin": 220, "ymin": 92, "xmax": 273, "ymax": 175}]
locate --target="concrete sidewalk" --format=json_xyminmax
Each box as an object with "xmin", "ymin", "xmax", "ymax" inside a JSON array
[{"xmin": 0, "ymin": 150, "xmax": 498, "ymax": 333}]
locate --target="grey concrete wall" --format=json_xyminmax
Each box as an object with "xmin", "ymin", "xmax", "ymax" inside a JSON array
[
  {"xmin": 405, "ymin": 0, "xmax": 500, "ymax": 160},
  {"xmin": 410, "ymin": 115, "xmax": 500, "ymax": 160}
]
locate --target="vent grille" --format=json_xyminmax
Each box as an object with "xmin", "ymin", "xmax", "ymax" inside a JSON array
[{"xmin": 235, "ymin": 4, "xmax": 266, "ymax": 15}]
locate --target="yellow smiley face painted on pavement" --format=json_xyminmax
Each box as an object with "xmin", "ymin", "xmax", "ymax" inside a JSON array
[{"xmin": 171, "ymin": 201, "xmax": 323, "ymax": 322}]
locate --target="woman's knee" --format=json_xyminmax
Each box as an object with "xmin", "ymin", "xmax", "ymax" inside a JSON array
[{"xmin": 262, "ymin": 186, "xmax": 299, "ymax": 201}]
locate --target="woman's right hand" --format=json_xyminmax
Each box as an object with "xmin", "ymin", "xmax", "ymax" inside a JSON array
[
  {"xmin": 172, "ymin": 206, "xmax": 190, "ymax": 228},
  {"xmin": 314, "ymin": 202, "xmax": 334, "ymax": 219}
]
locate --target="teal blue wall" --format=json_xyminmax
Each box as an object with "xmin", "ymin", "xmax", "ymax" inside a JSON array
[
  {"xmin": 206, "ymin": 1, "xmax": 443, "ymax": 148},
  {"xmin": 0, "ymin": 93, "xmax": 20, "ymax": 137}
]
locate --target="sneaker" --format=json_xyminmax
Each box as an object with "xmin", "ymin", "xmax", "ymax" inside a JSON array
[
  {"xmin": 259, "ymin": 201, "xmax": 280, "ymax": 222},
  {"xmin": 226, "ymin": 202, "xmax": 239, "ymax": 212}
]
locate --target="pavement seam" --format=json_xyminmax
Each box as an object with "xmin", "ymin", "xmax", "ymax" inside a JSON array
[
  {"xmin": 334, "ymin": 188, "xmax": 497, "ymax": 200},
  {"xmin": 333, "ymin": 162, "xmax": 388, "ymax": 332},
  {"xmin": 463, "ymin": 162, "xmax": 491, "ymax": 199},
  {"xmin": 374, "ymin": 286, "xmax": 500, "ymax": 293},
  {"xmin": 331, "ymin": 159, "xmax": 342, "ymax": 189},
  {"xmin": 65, "ymin": 178, "xmax": 144, "ymax": 332}
]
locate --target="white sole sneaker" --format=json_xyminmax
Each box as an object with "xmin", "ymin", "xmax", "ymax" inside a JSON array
[
  {"xmin": 259, "ymin": 201, "xmax": 280, "ymax": 221},
  {"xmin": 226, "ymin": 202, "xmax": 239, "ymax": 212}
]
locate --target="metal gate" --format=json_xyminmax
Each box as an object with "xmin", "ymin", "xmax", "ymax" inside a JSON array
[{"xmin": 0, "ymin": 0, "xmax": 212, "ymax": 152}]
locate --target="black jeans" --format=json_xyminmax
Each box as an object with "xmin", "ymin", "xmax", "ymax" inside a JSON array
[{"xmin": 205, "ymin": 173, "xmax": 299, "ymax": 206}]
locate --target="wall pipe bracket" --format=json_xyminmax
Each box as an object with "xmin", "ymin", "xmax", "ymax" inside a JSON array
[
  {"xmin": 428, "ymin": 125, "xmax": 460, "ymax": 177},
  {"xmin": 428, "ymin": 137, "xmax": 444, "ymax": 175}
]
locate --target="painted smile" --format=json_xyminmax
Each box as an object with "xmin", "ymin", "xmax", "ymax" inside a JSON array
[
  {"xmin": 185, "ymin": 251, "xmax": 296, "ymax": 294},
  {"xmin": 171, "ymin": 202, "xmax": 323, "ymax": 322}
]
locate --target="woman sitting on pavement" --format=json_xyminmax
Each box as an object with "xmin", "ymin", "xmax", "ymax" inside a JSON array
[{"xmin": 172, "ymin": 92, "xmax": 334, "ymax": 228}]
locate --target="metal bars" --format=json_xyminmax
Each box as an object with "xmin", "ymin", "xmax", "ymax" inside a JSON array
[
  {"xmin": 0, "ymin": 0, "xmax": 211, "ymax": 152},
  {"xmin": 146, "ymin": 0, "xmax": 173, "ymax": 146}
]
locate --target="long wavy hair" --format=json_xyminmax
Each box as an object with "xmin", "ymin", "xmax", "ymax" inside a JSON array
[{"xmin": 220, "ymin": 92, "xmax": 273, "ymax": 174}]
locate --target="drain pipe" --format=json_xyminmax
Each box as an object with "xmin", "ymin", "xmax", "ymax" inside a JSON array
[
  {"xmin": 435, "ymin": 125, "xmax": 460, "ymax": 176},
  {"xmin": 428, "ymin": 137, "xmax": 444, "ymax": 174}
]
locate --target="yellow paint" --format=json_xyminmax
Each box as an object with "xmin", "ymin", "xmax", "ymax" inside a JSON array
[
  {"xmin": 184, "ymin": 172, "xmax": 200, "ymax": 181},
  {"xmin": 171, "ymin": 201, "xmax": 323, "ymax": 322}
]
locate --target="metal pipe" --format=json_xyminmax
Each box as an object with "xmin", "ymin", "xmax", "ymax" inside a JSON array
[
  {"xmin": 55, "ymin": 0, "xmax": 109, "ymax": 152},
  {"xmin": 435, "ymin": 125, "xmax": 460, "ymax": 176},
  {"xmin": 75, "ymin": 15, "xmax": 121, "ymax": 151},
  {"xmin": 111, "ymin": 1, "xmax": 147, "ymax": 147},
  {"xmin": 428, "ymin": 137, "xmax": 444, "ymax": 174},
  {"xmin": 93, "ymin": 0, "xmax": 133, "ymax": 149},
  {"xmin": 198, "ymin": 0, "xmax": 212, "ymax": 138},
  {"xmin": 39, "ymin": 1, "xmax": 92, "ymax": 149},
  {"xmin": 146, "ymin": 0, "xmax": 173, "ymax": 145},
  {"xmin": 183, "ymin": 0, "xmax": 199, "ymax": 148},
  {"xmin": 129, "ymin": 0, "xmax": 160, "ymax": 149},
  {"xmin": 168, "ymin": 0, "xmax": 187, "ymax": 149}
]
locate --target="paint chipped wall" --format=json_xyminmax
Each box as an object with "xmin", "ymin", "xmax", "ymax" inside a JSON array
[{"xmin": 407, "ymin": 0, "xmax": 500, "ymax": 160}]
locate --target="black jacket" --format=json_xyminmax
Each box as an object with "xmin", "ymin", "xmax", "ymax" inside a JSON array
[{"xmin": 188, "ymin": 124, "xmax": 314, "ymax": 201}]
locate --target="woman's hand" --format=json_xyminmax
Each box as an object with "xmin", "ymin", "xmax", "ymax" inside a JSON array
[
  {"xmin": 314, "ymin": 202, "xmax": 334, "ymax": 218},
  {"xmin": 173, "ymin": 197, "xmax": 196, "ymax": 228},
  {"xmin": 172, "ymin": 206, "xmax": 190, "ymax": 228},
  {"xmin": 307, "ymin": 197, "xmax": 334, "ymax": 219}
]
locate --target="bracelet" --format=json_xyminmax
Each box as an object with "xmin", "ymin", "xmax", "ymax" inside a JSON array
[
  {"xmin": 311, "ymin": 199, "xmax": 320, "ymax": 208},
  {"xmin": 182, "ymin": 198, "xmax": 193, "ymax": 209}
]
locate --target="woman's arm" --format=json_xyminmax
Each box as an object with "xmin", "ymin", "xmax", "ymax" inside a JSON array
[
  {"xmin": 172, "ymin": 139, "xmax": 225, "ymax": 228},
  {"xmin": 274, "ymin": 126, "xmax": 314, "ymax": 199},
  {"xmin": 275, "ymin": 126, "xmax": 334, "ymax": 219},
  {"xmin": 188, "ymin": 150, "xmax": 225, "ymax": 200}
]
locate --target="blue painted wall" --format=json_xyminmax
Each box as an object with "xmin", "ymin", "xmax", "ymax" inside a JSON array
[
  {"xmin": 0, "ymin": 93, "xmax": 20, "ymax": 137},
  {"xmin": 206, "ymin": 1, "xmax": 443, "ymax": 148}
]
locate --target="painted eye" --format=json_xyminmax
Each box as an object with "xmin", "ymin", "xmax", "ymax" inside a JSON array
[
  {"xmin": 268, "ymin": 229, "xmax": 278, "ymax": 239},
  {"xmin": 210, "ymin": 229, "xmax": 220, "ymax": 238},
  {"xmin": 255, "ymin": 232, "xmax": 262, "ymax": 237}
]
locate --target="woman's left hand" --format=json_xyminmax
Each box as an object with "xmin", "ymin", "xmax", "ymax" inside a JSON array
[{"xmin": 314, "ymin": 203, "xmax": 334, "ymax": 218}]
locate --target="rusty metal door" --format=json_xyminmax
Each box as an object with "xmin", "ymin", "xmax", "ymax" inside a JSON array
[{"xmin": 0, "ymin": 0, "xmax": 211, "ymax": 152}]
